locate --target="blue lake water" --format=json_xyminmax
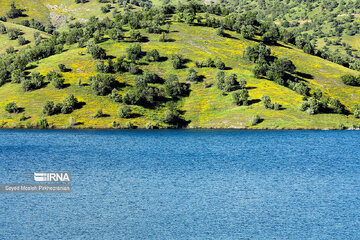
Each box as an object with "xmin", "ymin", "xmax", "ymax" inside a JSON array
[{"xmin": 0, "ymin": 129, "xmax": 360, "ymax": 239}]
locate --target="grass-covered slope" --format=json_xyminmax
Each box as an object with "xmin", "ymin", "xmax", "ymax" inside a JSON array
[
  {"xmin": 0, "ymin": 0, "xmax": 359, "ymax": 129},
  {"xmin": 0, "ymin": 21, "xmax": 359, "ymax": 129}
]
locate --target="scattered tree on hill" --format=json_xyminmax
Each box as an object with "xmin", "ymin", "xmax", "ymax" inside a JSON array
[{"xmin": 5, "ymin": 102, "xmax": 19, "ymax": 113}]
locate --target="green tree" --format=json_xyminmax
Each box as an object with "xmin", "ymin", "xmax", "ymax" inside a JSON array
[{"xmin": 232, "ymin": 89, "xmax": 249, "ymax": 106}]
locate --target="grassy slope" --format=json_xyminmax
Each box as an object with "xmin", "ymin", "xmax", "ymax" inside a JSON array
[
  {"xmin": 0, "ymin": 1, "xmax": 359, "ymax": 129},
  {"xmin": 1, "ymin": 21, "xmax": 360, "ymax": 129},
  {"xmin": 0, "ymin": 21, "xmax": 49, "ymax": 53}
]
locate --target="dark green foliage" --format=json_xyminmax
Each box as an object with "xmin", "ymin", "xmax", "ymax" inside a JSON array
[
  {"xmin": 244, "ymin": 43, "xmax": 272, "ymax": 63},
  {"xmin": 22, "ymin": 72, "xmax": 44, "ymax": 91},
  {"xmin": 110, "ymin": 89, "xmax": 122, "ymax": 102},
  {"xmin": 11, "ymin": 69, "xmax": 25, "ymax": 83},
  {"xmin": 126, "ymin": 44, "xmax": 142, "ymax": 62},
  {"xmin": 118, "ymin": 106, "xmax": 131, "ymax": 118},
  {"xmin": 109, "ymin": 28, "xmax": 124, "ymax": 42},
  {"xmin": 0, "ymin": 23, "xmax": 7, "ymax": 34},
  {"xmin": 18, "ymin": 36, "xmax": 27, "ymax": 45},
  {"xmin": 88, "ymin": 74, "xmax": 117, "ymax": 96},
  {"xmin": 164, "ymin": 74, "xmax": 189, "ymax": 98},
  {"xmin": 129, "ymin": 63, "xmax": 140, "ymax": 75},
  {"xmin": 86, "ymin": 42, "xmax": 106, "ymax": 59},
  {"xmin": 216, "ymin": 27, "xmax": 225, "ymax": 37},
  {"xmin": 6, "ymin": 2, "xmax": 25, "ymax": 19},
  {"xmin": 329, "ymin": 98, "xmax": 345, "ymax": 114},
  {"xmin": 42, "ymin": 101, "xmax": 55, "ymax": 116},
  {"xmin": 129, "ymin": 29, "xmax": 142, "ymax": 41},
  {"xmin": 61, "ymin": 94, "xmax": 78, "ymax": 114},
  {"xmin": 96, "ymin": 59, "xmax": 114, "ymax": 73},
  {"xmin": 186, "ymin": 68, "xmax": 199, "ymax": 82},
  {"xmin": 217, "ymin": 72, "xmax": 239, "ymax": 92},
  {"xmin": 233, "ymin": 89, "xmax": 249, "ymax": 106},
  {"xmin": 171, "ymin": 54, "xmax": 184, "ymax": 69},
  {"xmin": 7, "ymin": 28, "xmax": 21, "ymax": 40},
  {"xmin": 146, "ymin": 49, "xmax": 160, "ymax": 62},
  {"xmin": 36, "ymin": 118, "xmax": 49, "ymax": 129},
  {"xmin": 261, "ymin": 95, "xmax": 274, "ymax": 109},
  {"xmin": 214, "ymin": 58, "xmax": 225, "ymax": 70},
  {"xmin": 341, "ymin": 74, "xmax": 360, "ymax": 86},
  {"xmin": 300, "ymin": 97, "xmax": 320, "ymax": 115},
  {"xmin": 58, "ymin": 64, "xmax": 66, "ymax": 72},
  {"xmin": 241, "ymin": 25, "xmax": 255, "ymax": 39},
  {"xmin": 250, "ymin": 115, "xmax": 261, "ymax": 126},
  {"xmin": 5, "ymin": 102, "xmax": 19, "ymax": 113},
  {"xmin": 353, "ymin": 104, "xmax": 360, "ymax": 119}
]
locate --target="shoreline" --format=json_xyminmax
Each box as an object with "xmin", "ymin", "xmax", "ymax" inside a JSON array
[{"xmin": 0, "ymin": 126, "xmax": 359, "ymax": 131}]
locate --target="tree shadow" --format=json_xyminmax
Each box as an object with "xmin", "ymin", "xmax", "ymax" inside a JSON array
[
  {"xmin": 246, "ymin": 86, "xmax": 257, "ymax": 90},
  {"xmin": 248, "ymin": 99, "xmax": 261, "ymax": 105},
  {"xmin": 25, "ymin": 64, "xmax": 37, "ymax": 70},
  {"xmin": 157, "ymin": 56, "xmax": 168, "ymax": 62},
  {"xmin": 296, "ymin": 71, "xmax": 314, "ymax": 80},
  {"xmin": 76, "ymin": 101, "xmax": 86, "ymax": 110},
  {"xmin": 222, "ymin": 32, "xmax": 240, "ymax": 40}
]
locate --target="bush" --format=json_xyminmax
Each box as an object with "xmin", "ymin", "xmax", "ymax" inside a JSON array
[
  {"xmin": 214, "ymin": 58, "xmax": 225, "ymax": 70},
  {"xmin": 261, "ymin": 95, "xmax": 273, "ymax": 109},
  {"xmin": 171, "ymin": 54, "xmax": 184, "ymax": 69},
  {"xmin": 110, "ymin": 89, "xmax": 122, "ymax": 102},
  {"xmin": 329, "ymin": 98, "xmax": 345, "ymax": 114},
  {"xmin": 94, "ymin": 109, "xmax": 104, "ymax": 118},
  {"xmin": 42, "ymin": 101, "xmax": 55, "ymax": 116},
  {"xmin": 118, "ymin": 106, "xmax": 131, "ymax": 118},
  {"xmin": 5, "ymin": 102, "xmax": 19, "ymax": 113},
  {"xmin": 250, "ymin": 115, "xmax": 261, "ymax": 126},
  {"xmin": 146, "ymin": 49, "xmax": 160, "ymax": 61},
  {"xmin": 146, "ymin": 122, "xmax": 154, "ymax": 129},
  {"xmin": 186, "ymin": 68, "xmax": 199, "ymax": 82},
  {"xmin": 61, "ymin": 94, "xmax": 78, "ymax": 114},
  {"xmin": 353, "ymin": 104, "xmax": 360, "ymax": 119},
  {"xmin": 22, "ymin": 72, "xmax": 44, "ymax": 91},
  {"xmin": 341, "ymin": 74, "xmax": 360, "ymax": 86},
  {"xmin": 86, "ymin": 42, "xmax": 106, "ymax": 59},
  {"xmin": 300, "ymin": 97, "xmax": 320, "ymax": 115},
  {"xmin": 58, "ymin": 64, "xmax": 66, "ymax": 72},
  {"xmin": 18, "ymin": 36, "xmax": 27, "ymax": 45},
  {"xmin": 88, "ymin": 74, "xmax": 117, "ymax": 96},
  {"xmin": 232, "ymin": 89, "xmax": 249, "ymax": 106},
  {"xmin": 164, "ymin": 74, "xmax": 189, "ymax": 98},
  {"xmin": 126, "ymin": 44, "xmax": 142, "ymax": 62},
  {"xmin": 36, "ymin": 118, "xmax": 49, "ymax": 129}
]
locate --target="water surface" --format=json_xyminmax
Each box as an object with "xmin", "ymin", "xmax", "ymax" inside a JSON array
[{"xmin": 1, "ymin": 130, "xmax": 360, "ymax": 239}]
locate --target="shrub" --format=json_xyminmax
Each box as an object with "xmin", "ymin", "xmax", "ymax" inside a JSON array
[
  {"xmin": 214, "ymin": 58, "xmax": 225, "ymax": 70},
  {"xmin": 146, "ymin": 122, "xmax": 154, "ymax": 129},
  {"xmin": 94, "ymin": 109, "xmax": 104, "ymax": 118},
  {"xmin": 36, "ymin": 118, "xmax": 49, "ymax": 129},
  {"xmin": 42, "ymin": 101, "xmax": 55, "ymax": 116},
  {"xmin": 260, "ymin": 95, "xmax": 274, "ymax": 109},
  {"xmin": 300, "ymin": 97, "xmax": 320, "ymax": 115},
  {"xmin": 5, "ymin": 102, "xmax": 19, "ymax": 113},
  {"xmin": 110, "ymin": 89, "xmax": 122, "ymax": 102},
  {"xmin": 146, "ymin": 49, "xmax": 160, "ymax": 61},
  {"xmin": 118, "ymin": 106, "xmax": 131, "ymax": 118},
  {"xmin": 18, "ymin": 36, "xmax": 27, "ymax": 45},
  {"xmin": 171, "ymin": 54, "xmax": 184, "ymax": 69},
  {"xmin": 61, "ymin": 94, "xmax": 78, "ymax": 114},
  {"xmin": 341, "ymin": 74, "xmax": 360, "ymax": 86},
  {"xmin": 329, "ymin": 98, "xmax": 345, "ymax": 114},
  {"xmin": 353, "ymin": 104, "xmax": 360, "ymax": 119},
  {"xmin": 232, "ymin": 89, "xmax": 249, "ymax": 106},
  {"xmin": 186, "ymin": 68, "xmax": 199, "ymax": 82},
  {"xmin": 88, "ymin": 74, "xmax": 117, "ymax": 96},
  {"xmin": 126, "ymin": 44, "xmax": 142, "ymax": 62},
  {"xmin": 250, "ymin": 115, "xmax": 261, "ymax": 126},
  {"xmin": 164, "ymin": 74, "xmax": 189, "ymax": 98},
  {"xmin": 58, "ymin": 64, "xmax": 66, "ymax": 72}
]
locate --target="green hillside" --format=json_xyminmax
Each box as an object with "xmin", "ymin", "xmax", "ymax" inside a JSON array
[{"xmin": 0, "ymin": 0, "xmax": 359, "ymax": 129}]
